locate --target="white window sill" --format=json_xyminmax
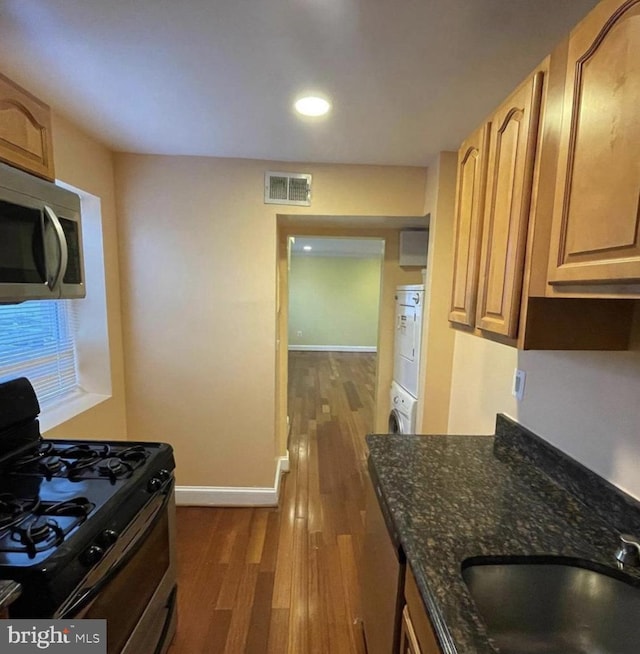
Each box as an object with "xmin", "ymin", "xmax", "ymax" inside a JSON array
[{"xmin": 39, "ymin": 391, "xmax": 111, "ymax": 433}]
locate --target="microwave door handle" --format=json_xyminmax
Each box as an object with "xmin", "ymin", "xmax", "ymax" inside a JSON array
[{"xmin": 43, "ymin": 205, "xmax": 68, "ymax": 292}]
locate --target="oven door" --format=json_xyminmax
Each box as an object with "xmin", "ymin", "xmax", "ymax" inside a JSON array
[{"xmin": 58, "ymin": 484, "xmax": 177, "ymax": 654}]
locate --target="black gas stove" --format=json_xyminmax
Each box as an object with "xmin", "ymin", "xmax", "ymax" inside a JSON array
[{"xmin": 0, "ymin": 377, "xmax": 177, "ymax": 654}]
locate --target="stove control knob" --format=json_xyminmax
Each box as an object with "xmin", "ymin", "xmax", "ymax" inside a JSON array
[
  {"xmin": 147, "ymin": 477, "xmax": 162, "ymax": 493},
  {"xmin": 157, "ymin": 469, "xmax": 171, "ymax": 481},
  {"xmin": 97, "ymin": 529, "xmax": 118, "ymax": 548},
  {"xmin": 82, "ymin": 545, "xmax": 104, "ymax": 566}
]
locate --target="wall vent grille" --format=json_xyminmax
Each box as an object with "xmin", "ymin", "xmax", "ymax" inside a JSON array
[{"xmin": 265, "ymin": 171, "xmax": 312, "ymax": 206}]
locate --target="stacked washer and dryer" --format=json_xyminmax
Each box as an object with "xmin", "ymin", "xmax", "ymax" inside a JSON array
[{"xmin": 388, "ymin": 285, "xmax": 424, "ymax": 434}]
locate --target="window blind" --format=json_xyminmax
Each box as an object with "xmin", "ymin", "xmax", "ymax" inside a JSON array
[{"xmin": 0, "ymin": 300, "xmax": 79, "ymax": 406}]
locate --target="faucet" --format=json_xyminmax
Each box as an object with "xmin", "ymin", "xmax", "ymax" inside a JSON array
[{"xmin": 615, "ymin": 534, "xmax": 640, "ymax": 566}]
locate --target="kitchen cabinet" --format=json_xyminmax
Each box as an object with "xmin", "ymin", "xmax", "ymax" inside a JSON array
[
  {"xmin": 361, "ymin": 474, "xmax": 404, "ymax": 654},
  {"xmin": 475, "ymin": 70, "xmax": 544, "ymax": 338},
  {"xmin": 449, "ymin": 124, "xmax": 490, "ymax": 328},
  {"xmin": 449, "ymin": 39, "xmax": 637, "ymax": 349},
  {"xmin": 0, "ymin": 72, "xmax": 55, "ymax": 181},
  {"xmin": 401, "ymin": 566, "xmax": 442, "ymax": 654},
  {"xmin": 547, "ymin": 0, "xmax": 640, "ymax": 289},
  {"xmin": 399, "ymin": 606, "xmax": 421, "ymax": 654}
]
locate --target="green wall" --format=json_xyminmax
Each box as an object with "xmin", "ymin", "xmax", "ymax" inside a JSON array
[{"xmin": 288, "ymin": 256, "xmax": 382, "ymax": 349}]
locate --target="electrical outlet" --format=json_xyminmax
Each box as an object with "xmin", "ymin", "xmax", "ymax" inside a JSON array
[
  {"xmin": 512, "ymin": 369, "xmax": 526, "ymax": 401},
  {"xmin": 296, "ymin": 330, "xmax": 302, "ymax": 337}
]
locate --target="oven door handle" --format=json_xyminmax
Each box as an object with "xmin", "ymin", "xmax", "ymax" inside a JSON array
[{"xmin": 57, "ymin": 481, "xmax": 174, "ymax": 619}]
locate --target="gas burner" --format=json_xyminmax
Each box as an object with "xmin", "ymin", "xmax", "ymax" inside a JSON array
[
  {"xmin": 118, "ymin": 446, "xmax": 147, "ymax": 464},
  {"xmin": 0, "ymin": 493, "xmax": 38, "ymax": 530},
  {"xmin": 40, "ymin": 456, "xmax": 66, "ymax": 477},
  {"xmin": 11, "ymin": 517, "xmax": 64, "ymax": 558},
  {"xmin": 0, "ymin": 497, "xmax": 94, "ymax": 558},
  {"xmin": 99, "ymin": 457, "xmax": 134, "ymax": 481}
]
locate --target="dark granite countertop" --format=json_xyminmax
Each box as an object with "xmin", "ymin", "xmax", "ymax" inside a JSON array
[{"xmin": 366, "ymin": 414, "xmax": 640, "ymax": 654}]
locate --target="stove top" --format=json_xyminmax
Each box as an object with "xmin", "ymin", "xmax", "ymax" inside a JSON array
[
  {"xmin": 0, "ymin": 438, "xmax": 174, "ymax": 566},
  {"xmin": 11, "ymin": 441, "xmax": 151, "ymax": 481}
]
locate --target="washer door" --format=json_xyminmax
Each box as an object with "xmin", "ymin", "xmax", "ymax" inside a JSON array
[{"xmin": 388, "ymin": 410, "xmax": 403, "ymax": 434}]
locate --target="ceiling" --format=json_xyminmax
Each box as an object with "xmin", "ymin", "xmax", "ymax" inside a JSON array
[{"xmin": 0, "ymin": 0, "xmax": 599, "ymax": 166}]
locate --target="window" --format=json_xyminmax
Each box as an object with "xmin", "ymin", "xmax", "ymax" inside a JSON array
[
  {"xmin": 0, "ymin": 182, "xmax": 111, "ymax": 431},
  {"xmin": 0, "ymin": 299, "xmax": 80, "ymax": 406}
]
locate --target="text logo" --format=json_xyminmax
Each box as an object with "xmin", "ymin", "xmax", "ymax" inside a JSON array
[{"xmin": 0, "ymin": 620, "xmax": 106, "ymax": 653}]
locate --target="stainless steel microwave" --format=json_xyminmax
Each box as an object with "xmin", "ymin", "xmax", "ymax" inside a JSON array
[{"xmin": 0, "ymin": 161, "xmax": 85, "ymax": 303}]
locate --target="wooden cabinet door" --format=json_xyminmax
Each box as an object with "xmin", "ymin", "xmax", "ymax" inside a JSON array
[
  {"xmin": 404, "ymin": 566, "xmax": 442, "ymax": 654},
  {"xmin": 476, "ymin": 70, "xmax": 544, "ymax": 337},
  {"xmin": 548, "ymin": 0, "xmax": 640, "ymax": 286},
  {"xmin": 449, "ymin": 124, "xmax": 490, "ymax": 327},
  {"xmin": 361, "ymin": 478, "xmax": 403, "ymax": 654},
  {"xmin": 400, "ymin": 606, "xmax": 422, "ymax": 654},
  {"xmin": 0, "ymin": 72, "xmax": 55, "ymax": 180}
]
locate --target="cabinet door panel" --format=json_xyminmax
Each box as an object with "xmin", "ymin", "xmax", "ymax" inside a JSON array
[
  {"xmin": 476, "ymin": 72, "xmax": 544, "ymax": 337},
  {"xmin": 0, "ymin": 73, "xmax": 54, "ymax": 181},
  {"xmin": 548, "ymin": 0, "xmax": 640, "ymax": 284},
  {"xmin": 449, "ymin": 124, "xmax": 490, "ymax": 327}
]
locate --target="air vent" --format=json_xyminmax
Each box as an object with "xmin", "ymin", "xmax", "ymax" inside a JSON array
[{"xmin": 264, "ymin": 172, "xmax": 312, "ymax": 206}]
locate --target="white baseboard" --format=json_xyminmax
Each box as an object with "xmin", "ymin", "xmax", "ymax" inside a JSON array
[
  {"xmin": 288, "ymin": 345, "xmax": 377, "ymax": 352},
  {"xmin": 175, "ymin": 453, "xmax": 290, "ymax": 507}
]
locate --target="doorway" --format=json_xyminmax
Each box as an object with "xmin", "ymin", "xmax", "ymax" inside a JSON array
[
  {"xmin": 288, "ymin": 236, "xmax": 384, "ymax": 355},
  {"xmin": 286, "ymin": 234, "xmax": 384, "ymax": 450}
]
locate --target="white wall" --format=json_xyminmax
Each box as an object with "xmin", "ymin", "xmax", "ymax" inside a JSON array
[
  {"xmin": 447, "ymin": 324, "xmax": 640, "ymax": 500},
  {"xmin": 517, "ymin": 347, "xmax": 640, "ymax": 499}
]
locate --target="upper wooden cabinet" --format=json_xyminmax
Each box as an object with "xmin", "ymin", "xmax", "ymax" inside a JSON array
[
  {"xmin": 448, "ymin": 35, "xmax": 636, "ymax": 350},
  {"xmin": 548, "ymin": 0, "xmax": 640, "ymax": 287},
  {"xmin": 449, "ymin": 124, "xmax": 490, "ymax": 328},
  {"xmin": 476, "ymin": 72, "xmax": 544, "ymax": 338},
  {"xmin": 0, "ymin": 72, "xmax": 55, "ymax": 181}
]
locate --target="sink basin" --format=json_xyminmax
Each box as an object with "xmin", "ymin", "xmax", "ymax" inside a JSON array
[{"xmin": 462, "ymin": 560, "xmax": 640, "ymax": 654}]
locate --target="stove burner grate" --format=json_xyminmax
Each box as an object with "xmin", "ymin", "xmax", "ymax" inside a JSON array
[
  {"xmin": 7, "ymin": 441, "xmax": 150, "ymax": 480},
  {"xmin": 0, "ymin": 493, "xmax": 39, "ymax": 530},
  {"xmin": 0, "ymin": 497, "xmax": 95, "ymax": 558},
  {"xmin": 43, "ymin": 497, "xmax": 94, "ymax": 518},
  {"xmin": 11, "ymin": 517, "xmax": 64, "ymax": 557}
]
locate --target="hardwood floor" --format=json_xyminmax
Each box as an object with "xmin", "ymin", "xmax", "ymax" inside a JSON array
[{"xmin": 168, "ymin": 351, "xmax": 376, "ymax": 654}]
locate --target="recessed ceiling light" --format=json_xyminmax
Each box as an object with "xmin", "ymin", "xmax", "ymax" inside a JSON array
[
  {"xmin": 303, "ymin": 245, "xmax": 312, "ymax": 251},
  {"xmin": 294, "ymin": 96, "xmax": 331, "ymax": 117}
]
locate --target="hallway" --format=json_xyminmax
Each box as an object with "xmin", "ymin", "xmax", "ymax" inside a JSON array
[{"xmin": 168, "ymin": 351, "xmax": 376, "ymax": 653}]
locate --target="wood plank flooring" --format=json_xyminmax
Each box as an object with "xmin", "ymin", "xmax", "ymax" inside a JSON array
[{"xmin": 167, "ymin": 351, "xmax": 376, "ymax": 654}]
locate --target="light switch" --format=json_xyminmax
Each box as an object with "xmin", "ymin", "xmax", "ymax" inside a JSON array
[{"xmin": 512, "ymin": 369, "xmax": 526, "ymax": 401}]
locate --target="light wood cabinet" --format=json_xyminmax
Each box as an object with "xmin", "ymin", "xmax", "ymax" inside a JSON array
[
  {"xmin": 449, "ymin": 124, "xmax": 490, "ymax": 327},
  {"xmin": 448, "ymin": 33, "xmax": 637, "ymax": 349},
  {"xmin": 361, "ymin": 477, "xmax": 403, "ymax": 654},
  {"xmin": 402, "ymin": 566, "xmax": 442, "ymax": 654},
  {"xmin": 0, "ymin": 72, "xmax": 55, "ymax": 181},
  {"xmin": 548, "ymin": 0, "xmax": 640, "ymax": 288},
  {"xmin": 400, "ymin": 606, "xmax": 421, "ymax": 654},
  {"xmin": 476, "ymin": 71, "xmax": 544, "ymax": 338}
]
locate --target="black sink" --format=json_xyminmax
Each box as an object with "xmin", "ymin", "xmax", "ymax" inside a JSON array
[{"xmin": 462, "ymin": 559, "xmax": 640, "ymax": 654}]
